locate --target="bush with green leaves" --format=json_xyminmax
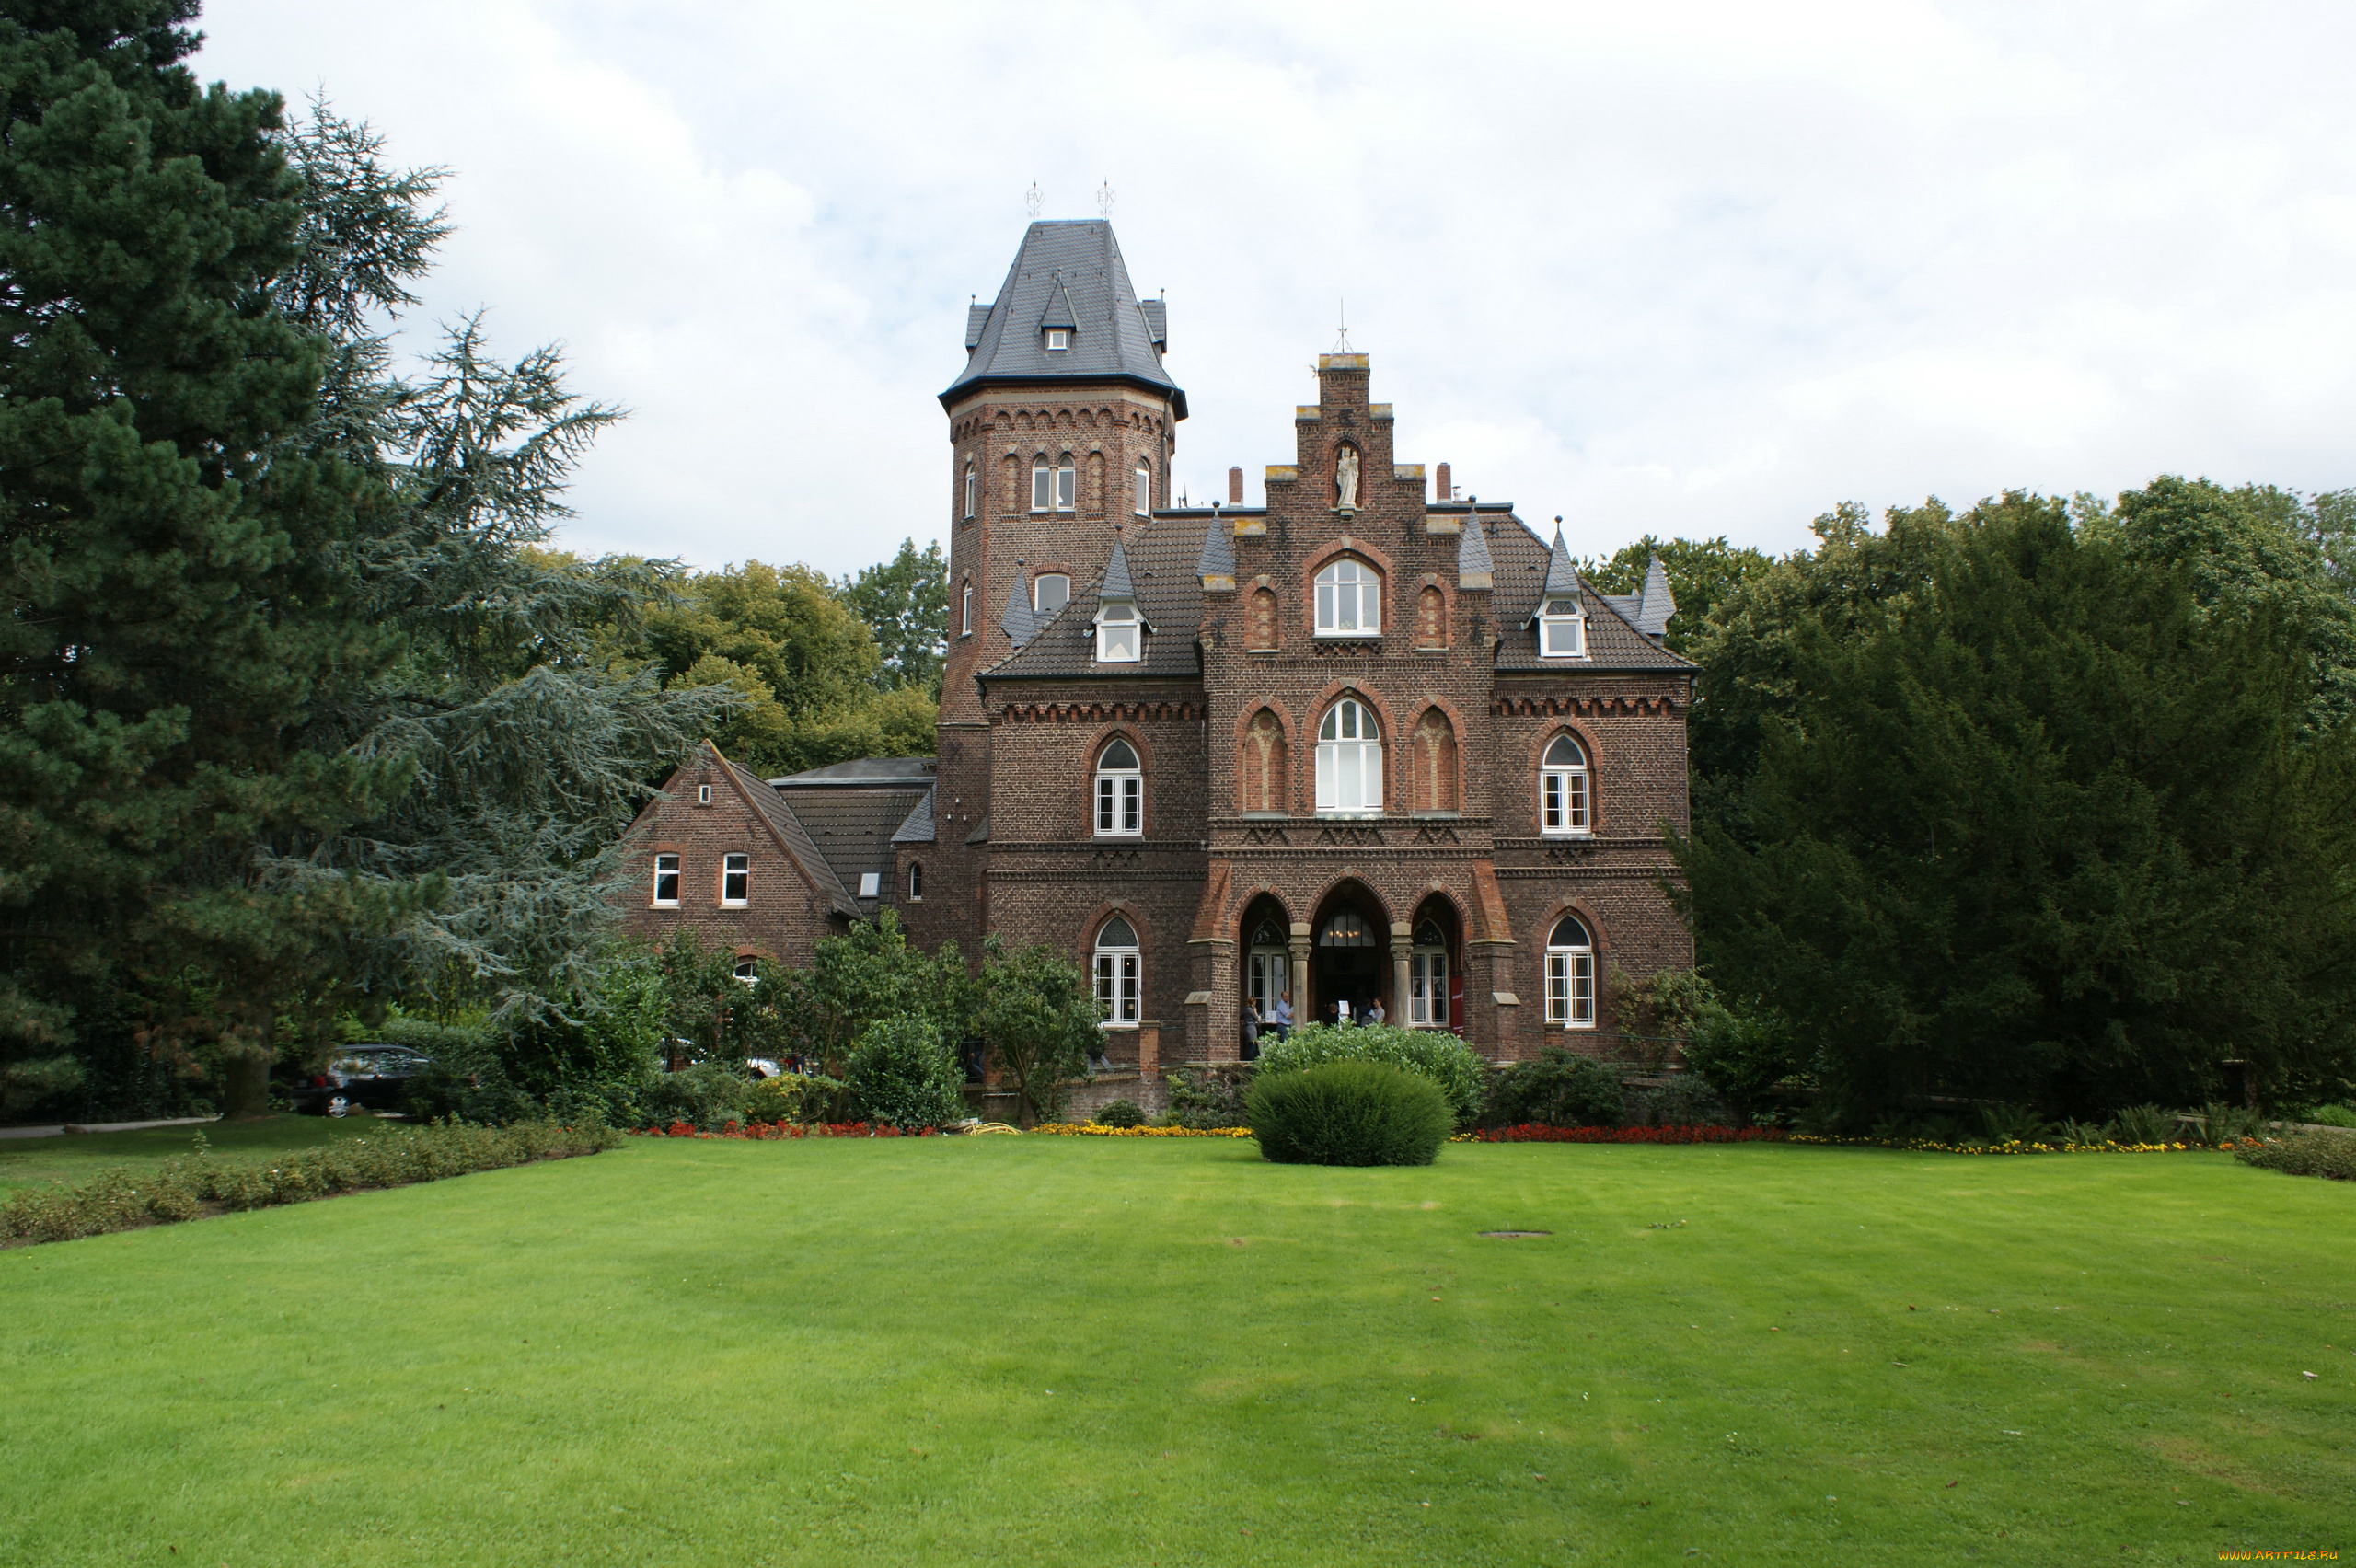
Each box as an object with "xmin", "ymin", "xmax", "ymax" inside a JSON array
[
  {"xmin": 1484, "ymin": 1046, "xmax": 1625, "ymax": 1128},
  {"xmin": 976, "ymin": 939, "xmax": 1098, "ymax": 1126},
  {"xmin": 632, "ymin": 1063, "xmax": 753, "ymax": 1131},
  {"xmin": 1093, "ymin": 1099, "xmax": 1147, "ymax": 1128},
  {"xmin": 1161, "ymin": 1065, "xmax": 1253, "ymax": 1129},
  {"xmin": 1246, "ymin": 1061, "xmax": 1454, "ymax": 1168},
  {"xmin": 844, "ymin": 1016, "xmax": 965, "ymax": 1129},
  {"xmin": 1254, "ymin": 1024, "xmax": 1485, "ymax": 1125},
  {"xmin": 2110, "ymin": 1103, "xmax": 2177, "ymax": 1145},
  {"xmin": 2304, "ymin": 1103, "xmax": 2356, "ymax": 1129},
  {"xmin": 1632, "ymin": 1074, "xmax": 1724, "ymax": 1127},
  {"xmin": 1, "ymin": 1122, "xmax": 624, "ymax": 1246},
  {"xmin": 2234, "ymin": 1130, "xmax": 2356, "ymax": 1182}
]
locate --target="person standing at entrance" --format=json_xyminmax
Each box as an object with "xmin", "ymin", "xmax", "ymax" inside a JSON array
[
  {"xmin": 1241, "ymin": 1003, "xmax": 1261, "ymax": 1062},
  {"xmin": 1365, "ymin": 997, "xmax": 1385, "ymax": 1025},
  {"xmin": 1271, "ymin": 991, "xmax": 1293, "ymax": 1042}
]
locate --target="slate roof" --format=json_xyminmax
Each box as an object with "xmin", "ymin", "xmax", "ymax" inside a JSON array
[
  {"xmin": 784, "ymin": 786, "xmax": 929, "ymax": 906},
  {"xmin": 1487, "ymin": 522, "xmax": 1695, "ymax": 673},
  {"xmin": 979, "ymin": 513, "xmax": 1691, "ymax": 680},
  {"xmin": 942, "ymin": 221, "xmax": 1187, "ymax": 417},
  {"xmin": 719, "ymin": 755, "xmax": 860, "ymax": 917},
  {"xmin": 1600, "ymin": 554, "xmax": 1677, "ymax": 638},
  {"xmin": 766, "ymin": 756, "xmax": 936, "ymax": 788},
  {"xmin": 1001, "ymin": 572, "xmax": 1036, "ymax": 647},
  {"xmin": 983, "ymin": 516, "xmax": 1213, "ymax": 680},
  {"xmin": 890, "ymin": 788, "xmax": 935, "ymax": 845},
  {"xmin": 1195, "ymin": 513, "xmax": 1234, "ymax": 581}
]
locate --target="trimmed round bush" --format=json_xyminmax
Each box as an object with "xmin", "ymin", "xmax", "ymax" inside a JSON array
[
  {"xmin": 1093, "ymin": 1098, "xmax": 1147, "ymax": 1127},
  {"xmin": 1253, "ymin": 1023, "xmax": 1486, "ymax": 1125},
  {"xmin": 1246, "ymin": 1060, "xmax": 1454, "ymax": 1167},
  {"xmin": 845, "ymin": 1016, "xmax": 966, "ymax": 1129}
]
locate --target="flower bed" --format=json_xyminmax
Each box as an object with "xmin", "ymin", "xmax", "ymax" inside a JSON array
[
  {"xmin": 1790, "ymin": 1134, "xmax": 2237, "ymax": 1155},
  {"xmin": 1459, "ymin": 1124, "xmax": 1786, "ymax": 1144},
  {"xmin": 1031, "ymin": 1124, "xmax": 1254, "ymax": 1138}
]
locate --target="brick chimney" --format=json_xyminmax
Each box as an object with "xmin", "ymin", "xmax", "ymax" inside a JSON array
[
  {"xmin": 1435, "ymin": 462, "xmax": 1452, "ymax": 502},
  {"xmin": 1227, "ymin": 466, "xmax": 1243, "ymax": 504}
]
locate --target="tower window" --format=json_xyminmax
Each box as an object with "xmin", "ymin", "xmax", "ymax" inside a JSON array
[
  {"xmin": 960, "ymin": 583, "xmax": 974, "ymax": 636},
  {"xmin": 721, "ymin": 853, "xmax": 750, "ymax": 905},
  {"xmin": 1045, "ymin": 328, "xmax": 1069, "ymax": 352},
  {"xmin": 963, "ymin": 461, "xmax": 976, "ymax": 521},
  {"xmin": 1056, "ymin": 453, "xmax": 1075, "ymax": 511},
  {"xmin": 907, "ymin": 862, "xmax": 924, "ymax": 901},
  {"xmin": 1033, "ymin": 573, "xmax": 1069, "ymax": 617},
  {"xmin": 1093, "ymin": 916, "xmax": 1140, "ymax": 1027},
  {"xmin": 1134, "ymin": 458, "xmax": 1151, "ymax": 516},
  {"xmin": 1032, "ymin": 455, "xmax": 1050, "ymax": 513}
]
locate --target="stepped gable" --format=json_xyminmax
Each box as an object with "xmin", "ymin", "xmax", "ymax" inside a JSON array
[
  {"xmin": 766, "ymin": 755, "xmax": 936, "ymax": 909},
  {"xmin": 982, "ymin": 516, "xmax": 1211, "ymax": 680},
  {"xmin": 1486, "ymin": 521, "xmax": 1694, "ymax": 673},
  {"xmin": 943, "ymin": 220, "xmax": 1185, "ymax": 416}
]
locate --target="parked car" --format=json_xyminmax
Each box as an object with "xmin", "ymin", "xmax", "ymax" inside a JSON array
[{"xmin": 290, "ymin": 1045, "xmax": 433, "ymax": 1116}]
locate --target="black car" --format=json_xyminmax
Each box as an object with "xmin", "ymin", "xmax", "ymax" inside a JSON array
[{"xmin": 289, "ymin": 1045, "xmax": 432, "ymax": 1116}]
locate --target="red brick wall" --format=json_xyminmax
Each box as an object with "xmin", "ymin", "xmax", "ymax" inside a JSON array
[{"xmin": 618, "ymin": 755, "xmax": 842, "ymax": 963}]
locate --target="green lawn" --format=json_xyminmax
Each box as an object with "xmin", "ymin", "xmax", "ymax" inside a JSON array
[
  {"xmin": 0, "ymin": 1113, "xmax": 387, "ymax": 1196},
  {"xmin": 2, "ymin": 1136, "xmax": 2348, "ymax": 1566}
]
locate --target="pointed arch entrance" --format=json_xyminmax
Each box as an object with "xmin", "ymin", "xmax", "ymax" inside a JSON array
[
  {"xmin": 1406, "ymin": 894, "xmax": 1465, "ymax": 1032},
  {"xmin": 1239, "ymin": 892, "xmax": 1292, "ymax": 1056},
  {"xmin": 1310, "ymin": 881, "xmax": 1392, "ymax": 1027}
]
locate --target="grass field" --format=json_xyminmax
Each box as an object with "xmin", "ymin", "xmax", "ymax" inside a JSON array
[{"xmin": 3, "ymin": 1135, "xmax": 2349, "ymax": 1566}]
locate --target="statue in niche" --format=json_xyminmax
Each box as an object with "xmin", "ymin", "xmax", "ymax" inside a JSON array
[{"xmin": 1334, "ymin": 444, "xmax": 1359, "ymax": 511}]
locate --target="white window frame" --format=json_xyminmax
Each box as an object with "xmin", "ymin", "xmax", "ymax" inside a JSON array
[
  {"xmin": 733, "ymin": 957, "xmax": 760, "ymax": 987},
  {"xmin": 963, "ymin": 461, "xmax": 976, "ymax": 521},
  {"xmin": 960, "ymin": 583, "xmax": 974, "ymax": 636},
  {"xmin": 907, "ymin": 862, "xmax": 923, "ymax": 901},
  {"xmin": 721, "ymin": 853, "xmax": 750, "ymax": 906},
  {"xmin": 1055, "ymin": 453, "xmax": 1075, "ymax": 512},
  {"xmin": 858, "ymin": 870, "xmax": 882, "ymax": 898},
  {"xmin": 1408, "ymin": 919, "xmax": 1449, "ymax": 1028},
  {"xmin": 1541, "ymin": 734, "xmax": 1591, "ymax": 836},
  {"xmin": 1545, "ymin": 917, "xmax": 1596, "ymax": 1029},
  {"xmin": 652, "ymin": 853, "xmax": 680, "ymax": 907},
  {"xmin": 1315, "ymin": 698, "xmax": 1383, "ymax": 814},
  {"xmin": 696, "ymin": 783, "xmax": 711, "ymax": 805},
  {"xmin": 1094, "ymin": 918, "xmax": 1140, "ymax": 1028},
  {"xmin": 1033, "ymin": 573, "xmax": 1070, "ymax": 617},
  {"xmin": 1045, "ymin": 327, "xmax": 1070, "ymax": 352},
  {"xmin": 1540, "ymin": 597, "xmax": 1587, "ymax": 658},
  {"xmin": 1313, "ymin": 559, "xmax": 1381, "ymax": 638},
  {"xmin": 1134, "ymin": 458, "xmax": 1151, "ymax": 516},
  {"xmin": 1032, "ymin": 455, "xmax": 1051, "ymax": 513},
  {"xmin": 1094, "ymin": 739, "xmax": 1143, "ymax": 836},
  {"xmin": 1248, "ymin": 938, "xmax": 1288, "ymax": 1020},
  {"xmin": 1095, "ymin": 602, "xmax": 1140, "ymax": 663}
]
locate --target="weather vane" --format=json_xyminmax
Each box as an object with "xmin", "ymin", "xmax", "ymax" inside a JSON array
[
  {"xmin": 1024, "ymin": 182, "xmax": 1043, "ymax": 221},
  {"xmin": 1333, "ymin": 297, "xmax": 1354, "ymax": 352},
  {"xmin": 1096, "ymin": 179, "xmax": 1116, "ymax": 219}
]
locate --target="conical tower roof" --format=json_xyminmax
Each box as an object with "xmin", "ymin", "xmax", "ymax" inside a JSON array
[{"xmin": 943, "ymin": 220, "xmax": 1186, "ymax": 417}]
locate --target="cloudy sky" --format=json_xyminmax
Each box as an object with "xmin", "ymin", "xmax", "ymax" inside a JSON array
[{"xmin": 197, "ymin": 1, "xmax": 2356, "ymax": 575}]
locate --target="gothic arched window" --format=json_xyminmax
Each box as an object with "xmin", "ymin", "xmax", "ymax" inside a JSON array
[
  {"xmin": 1541, "ymin": 734, "xmax": 1590, "ymax": 836},
  {"xmin": 1545, "ymin": 914, "xmax": 1596, "ymax": 1029},
  {"xmin": 1094, "ymin": 738, "xmax": 1142, "ymax": 836},
  {"xmin": 1031, "ymin": 454, "xmax": 1050, "ymax": 513},
  {"xmin": 1056, "ymin": 451, "xmax": 1076, "ymax": 512},
  {"xmin": 1094, "ymin": 916, "xmax": 1140, "ymax": 1027},
  {"xmin": 1316, "ymin": 698, "xmax": 1382, "ymax": 814}
]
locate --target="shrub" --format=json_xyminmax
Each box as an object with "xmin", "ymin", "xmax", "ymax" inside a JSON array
[
  {"xmin": 742, "ymin": 1073, "xmax": 821, "ymax": 1126},
  {"xmin": 0, "ymin": 1122, "xmax": 624, "ymax": 1246},
  {"xmin": 1978, "ymin": 1103, "xmax": 2050, "ymax": 1144},
  {"xmin": 2304, "ymin": 1103, "xmax": 2356, "ymax": 1128},
  {"xmin": 2234, "ymin": 1130, "xmax": 2356, "ymax": 1182},
  {"xmin": 2192, "ymin": 1101, "xmax": 2266, "ymax": 1147},
  {"xmin": 1254, "ymin": 1024, "xmax": 1486, "ymax": 1125},
  {"xmin": 1161, "ymin": 1065, "xmax": 1253, "ymax": 1129},
  {"xmin": 1632, "ymin": 1074, "xmax": 1722, "ymax": 1127},
  {"xmin": 1485, "ymin": 1046, "xmax": 1624, "ymax": 1128},
  {"xmin": 844, "ymin": 1016, "xmax": 965, "ymax": 1129},
  {"xmin": 1093, "ymin": 1099, "xmax": 1147, "ymax": 1128},
  {"xmin": 2111, "ymin": 1103, "xmax": 2177, "ymax": 1145},
  {"xmin": 628, "ymin": 1061, "xmax": 753, "ymax": 1131},
  {"xmin": 1246, "ymin": 1061, "xmax": 1453, "ymax": 1168}
]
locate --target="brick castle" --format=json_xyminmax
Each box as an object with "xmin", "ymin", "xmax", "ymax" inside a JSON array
[{"xmin": 625, "ymin": 220, "xmax": 1695, "ymax": 1074}]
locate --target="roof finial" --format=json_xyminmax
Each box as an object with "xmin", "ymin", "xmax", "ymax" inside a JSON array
[
  {"xmin": 1334, "ymin": 296, "xmax": 1353, "ymax": 352},
  {"xmin": 1024, "ymin": 182, "xmax": 1043, "ymax": 221},
  {"xmin": 1096, "ymin": 179, "xmax": 1116, "ymax": 220}
]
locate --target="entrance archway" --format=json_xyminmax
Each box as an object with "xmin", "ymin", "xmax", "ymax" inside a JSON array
[
  {"xmin": 1310, "ymin": 882, "xmax": 1392, "ymax": 1027},
  {"xmin": 1239, "ymin": 893, "xmax": 1291, "ymax": 1055},
  {"xmin": 1406, "ymin": 894, "xmax": 1464, "ymax": 1032}
]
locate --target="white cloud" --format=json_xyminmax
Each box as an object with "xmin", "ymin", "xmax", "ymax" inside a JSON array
[{"xmin": 195, "ymin": 0, "xmax": 2356, "ymax": 573}]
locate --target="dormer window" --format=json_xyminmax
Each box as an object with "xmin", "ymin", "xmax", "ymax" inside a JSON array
[
  {"xmin": 1539, "ymin": 597, "xmax": 1586, "ymax": 658},
  {"xmin": 1095, "ymin": 601, "xmax": 1140, "ymax": 663},
  {"xmin": 1045, "ymin": 328, "xmax": 1070, "ymax": 352}
]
